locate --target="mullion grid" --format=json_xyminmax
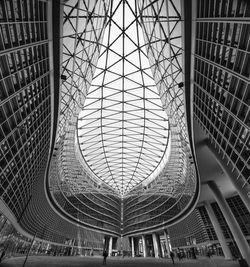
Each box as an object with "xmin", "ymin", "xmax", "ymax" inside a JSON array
[
  {"xmin": 0, "ymin": 44, "xmax": 49, "ymax": 110},
  {"xmin": 0, "ymin": 0, "xmax": 48, "ymax": 50},
  {"xmin": 197, "ymin": 0, "xmax": 250, "ymax": 18},
  {"xmin": 198, "ymin": 206, "xmax": 218, "ymax": 241},
  {"xmin": 61, "ymin": 192, "xmax": 121, "ymax": 227},
  {"xmin": 1, "ymin": 104, "xmax": 51, "ymax": 219},
  {"xmin": 197, "ymin": 22, "xmax": 250, "ymax": 76},
  {"xmin": 54, "ymin": 124, "xmax": 121, "ymax": 226},
  {"xmin": 195, "ymin": 60, "xmax": 248, "ymax": 120},
  {"xmin": 1, "ymin": 55, "xmax": 51, "ymax": 221},
  {"xmin": 53, "ymin": 180, "xmax": 121, "ymax": 233},
  {"xmin": 194, "ymin": 58, "xmax": 247, "ymax": 127},
  {"xmin": 194, "ymin": 18, "xmax": 250, "ymax": 184},
  {"xmin": 193, "ymin": 80, "xmax": 250, "ymax": 185},
  {"xmin": 124, "ymin": 195, "xmax": 172, "ymax": 223},
  {"xmin": 227, "ymin": 195, "xmax": 250, "ymax": 236},
  {"xmin": 124, "ymin": 193, "xmax": 187, "ymax": 232},
  {"xmin": 210, "ymin": 202, "xmax": 232, "ymax": 240}
]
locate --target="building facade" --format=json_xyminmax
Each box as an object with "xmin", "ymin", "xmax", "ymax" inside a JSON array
[
  {"xmin": 0, "ymin": 0, "xmax": 250, "ymax": 264},
  {"xmin": 168, "ymin": 0, "xmax": 250, "ymax": 263}
]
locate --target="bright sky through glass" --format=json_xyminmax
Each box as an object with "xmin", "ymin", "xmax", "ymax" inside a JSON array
[{"xmin": 77, "ymin": 0, "xmax": 170, "ymax": 196}]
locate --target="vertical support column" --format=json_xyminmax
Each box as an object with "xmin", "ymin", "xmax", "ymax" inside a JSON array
[
  {"xmin": 142, "ymin": 235, "xmax": 147, "ymax": 257},
  {"xmin": 108, "ymin": 237, "xmax": 113, "ymax": 257},
  {"xmin": 134, "ymin": 237, "xmax": 139, "ymax": 256},
  {"xmin": 152, "ymin": 233, "xmax": 160, "ymax": 258},
  {"xmin": 131, "ymin": 237, "xmax": 135, "ymax": 257},
  {"xmin": 45, "ymin": 243, "xmax": 50, "ymax": 253},
  {"xmin": 71, "ymin": 239, "xmax": 75, "ymax": 256},
  {"xmin": 204, "ymin": 202, "xmax": 232, "ymax": 260},
  {"xmin": 208, "ymin": 181, "xmax": 250, "ymax": 265},
  {"xmin": 157, "ymin": 234, "xmax": 163, "ymax": 258},
  {"xmin": 160, "ymin": 236, "xmax": 165, "ymax": 257},
  {"xmin": 71, "ymin": 241, "xmax": 75, "ymax": 256},
  {"xmin": 164, "ymin": 230, "xmax": 171, "ymax": 258}
]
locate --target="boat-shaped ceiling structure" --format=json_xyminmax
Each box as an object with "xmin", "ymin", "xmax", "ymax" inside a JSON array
[{"xmin": 48, "ymin": 0, "xmax": 199, "ymax": 235}]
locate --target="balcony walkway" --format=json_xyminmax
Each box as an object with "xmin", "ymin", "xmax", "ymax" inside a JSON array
[{"xmin": 0, "ymin": 255, "xmax": 240, "ymax": 267}]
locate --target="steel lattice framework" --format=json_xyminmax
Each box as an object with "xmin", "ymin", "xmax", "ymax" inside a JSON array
[
  {"xmin": 58, "ymin": 0, "xmax": 108, "ymax": 139},
  {"xmin": 77, "ymin": 0, "xmax": 170, "ymax": 196},
  {"xmin": 139, "ymin": 0, "xmax": 187, "ymax": 140},
  {"xmin": 48, "ymin": 0, "xmax": 198, "ymax": 234}
]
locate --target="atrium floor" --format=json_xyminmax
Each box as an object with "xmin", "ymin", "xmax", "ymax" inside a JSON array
[{"xmin": 0, "ymin": 255, "xmax": 240, "ymax": 267}]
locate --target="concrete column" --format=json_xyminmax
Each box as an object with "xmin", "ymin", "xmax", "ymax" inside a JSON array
[
  {"xmin": 131, "ymin": 237, "xmax": 135, "ymax": 257},
  {"xmin": 208, "ymin": 181, "xmax": 250, "ymax": 265},
  {"xmin": 160, "ymin": 236, "xmax": 165, "ymax": 257},
  {"xmin": 204, "ymin": 201, "xmax": 232, "ymax": 260},
  {"xmin": 164, "ymin": 230, "xmax": 171, "ymax": 258},
  {"xmin": 152, "ymin": 233, "xmax": 160, "ymax": 258},
  {"xmin": 108, "ymin": 237, "xmax": 113, "ymax": 257},
  {"xmin": 142, "ymin": 235, "xmax": 147, "ymax": 257},
  {"xmin": 157, "ymin": 234, "xmax": 163, "ymax": 258},
  {"xmin": 134, "ymin": 237, "xmax": 139, "ymax": 256},
  {"xmin": 45, "ymin": 243, "xmax": 50, "ymax": 253},
  {"xmin": 70, "ymin": 239, "xmax": 75, "ymax": 256}
]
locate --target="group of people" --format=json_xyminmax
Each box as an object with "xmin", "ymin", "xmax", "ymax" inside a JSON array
[
  {"xmin": 170, "ymin": 250, "xmax": 184, "ymax": 264},
  {"xmin": 169, "ymin": 250, "xmax": 195, "ymax": 264},
  {"xmin": 206, "ymin": 250, "xmax": 213, "ymax": 258},
  {"xmin": 101, "ymin": 249, "xmax": 198, "ymax": 265},
  {"xmin": 102, "ymin": 250, "xmax": 177, "ymax": 265}
]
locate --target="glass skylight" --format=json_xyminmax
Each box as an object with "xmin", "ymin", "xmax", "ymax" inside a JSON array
[{"xmin": 77, "ymin": 0, "xmax": 170, "ymax": 196}]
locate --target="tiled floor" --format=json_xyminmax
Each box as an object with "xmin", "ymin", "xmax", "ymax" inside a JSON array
[{"xmin": 0, "ymin": 255, "xmax": 240, "ymax": 267}]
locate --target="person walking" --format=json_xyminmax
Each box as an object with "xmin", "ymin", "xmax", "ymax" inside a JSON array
[
  {"xmin": 206, "ymin": 250, "xmax": 211, "ymax": 258},
  {"xmin": 170, "ymin": 251, "xmax": 175, "ymax": 265},
  {"xmin": 103, "ymin": 249, "xmax": 108, "ymax": 265}
]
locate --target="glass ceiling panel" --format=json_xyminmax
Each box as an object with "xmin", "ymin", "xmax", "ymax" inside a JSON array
[{"xmin": 77, "ymin": 0, "xmax": 170, "ymax": 196}]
